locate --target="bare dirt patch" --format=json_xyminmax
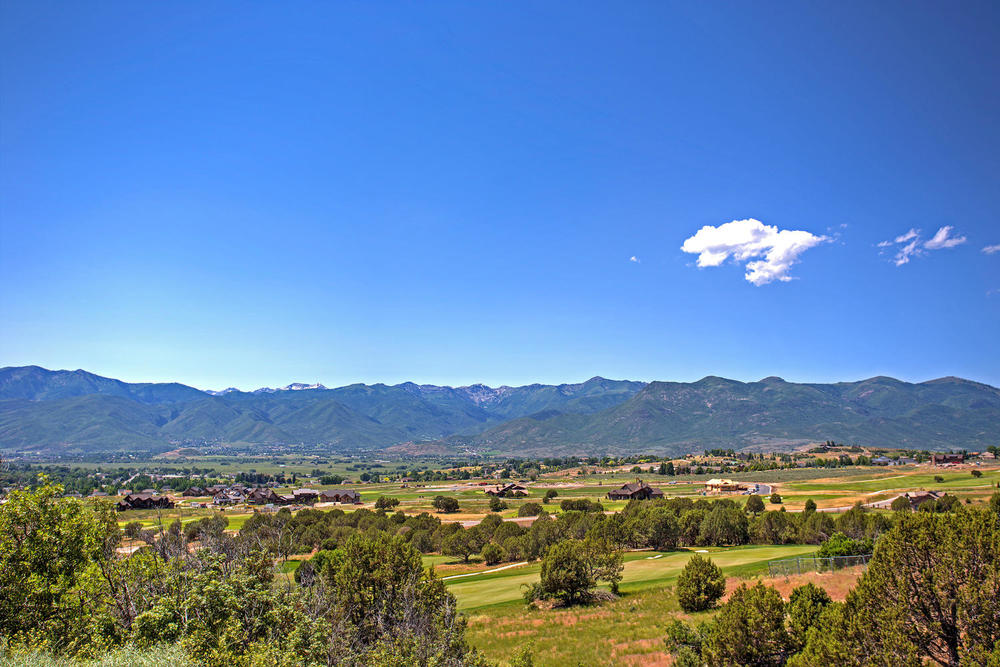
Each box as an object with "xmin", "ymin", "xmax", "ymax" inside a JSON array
[{"xmin": 724, "ymin": 566, "xmax": 864, "ymax": 602}]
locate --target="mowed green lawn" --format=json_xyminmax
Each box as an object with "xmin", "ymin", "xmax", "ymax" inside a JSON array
[
  {"xmin": 784, "ymin": 468, "xmax": 1000, "ymax": 494},
  {"xmin": 446, "ymin": 544, "xmax": 816, "ymax": 611}
]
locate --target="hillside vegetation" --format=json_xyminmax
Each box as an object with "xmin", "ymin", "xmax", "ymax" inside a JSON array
[{"xmin": 1, "ymin": 366, "xmax": 998, "ymax": 454}]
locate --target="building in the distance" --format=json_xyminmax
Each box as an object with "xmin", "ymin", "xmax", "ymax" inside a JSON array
[
  {"xmin": 485, "ymin": 483, "xmax": 527, "ymax": 498},
  {"xmin": 931, "ymin": 453, "xmax": 965, "ymax": 466},
  {"xmin": 607, "ymin": 479, "xmax": 664, "ymax": 501},
  {"xmin": 704, "ymin": 478, "xmax": 745, "ymax": 493},
  {"xmin": 117, "ymin": 493, "xmax": 174, "ymax": 511}
]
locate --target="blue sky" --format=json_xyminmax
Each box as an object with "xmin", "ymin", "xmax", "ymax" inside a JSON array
[{"xmin": 2, "ymin": 2, "xmax": 998, "ymax": 390}]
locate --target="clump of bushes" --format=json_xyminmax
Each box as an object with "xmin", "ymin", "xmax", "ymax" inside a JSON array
[{"xmin": 676, "ymin": 554, "xmax": 725, "ymax": 612}]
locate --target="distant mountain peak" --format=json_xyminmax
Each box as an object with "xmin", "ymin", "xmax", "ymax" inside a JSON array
[
  {"xmin": 251, "ymin": 382, "xmax": 327, "ymax": 394},
  {"xmin": 206, "ymin": 387, "xmax": 241, "ymax": 396},
  {"xmin": 456, "ymin": 383, "xmax": 514, "ymax": 405}
]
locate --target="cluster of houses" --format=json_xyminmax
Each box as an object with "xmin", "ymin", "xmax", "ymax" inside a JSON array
[
  {"xmin": 114, "ymin": 484, "xmax": 362, "ymax": 511},
  {"xmin": 117, "ymin": 492, "xmax": 175, "ymax": 511}
]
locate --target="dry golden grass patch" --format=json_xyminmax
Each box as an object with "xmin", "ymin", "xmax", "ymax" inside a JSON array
[{"xmin": 723, "ymin": 566, "xmax": 864, "ymax": 602}]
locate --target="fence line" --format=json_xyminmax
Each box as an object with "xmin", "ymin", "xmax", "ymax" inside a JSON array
[{"xmin": 767, "ymin": 553, "xmax": 872, "ymax": 577}]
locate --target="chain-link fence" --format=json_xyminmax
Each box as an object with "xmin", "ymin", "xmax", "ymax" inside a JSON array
[{"xmin": 767, "ymin": 553, "xmax": 871, "ymax": 577}]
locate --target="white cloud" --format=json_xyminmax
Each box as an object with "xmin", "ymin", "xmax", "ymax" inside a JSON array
[
  {"xmin": 981, "ymin": 244, "xmax": 1000, "ymax": 255},
  {"xmin": 895, "ymin": 238, "xmax": 923, "ymax": 266},
  {"xmin": 923, "ymin": 226, "xmax": 966, "ymax": 250},
  {"xmin": 680, "ymin": 218, "xmax": 827, "ymax": 286},
  {"xmin": 629, "ymin": 256, "xmax": 640, "ymax": 263},
  {"xmin": 879, "ymin": 226, "xmax": 968, "ymax": 266}
]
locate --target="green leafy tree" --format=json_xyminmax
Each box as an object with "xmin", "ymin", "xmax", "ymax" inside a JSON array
[
  {"xmin": 676, "ymin": 554, "xmax": 725, "ymax": 612},
  {"xmin": 581, "ymin": 535, "xmax": 624, "ymax": 594},
  {"xmin": 699, "ymin": 503, "xmax": 749, "ymax": 546},
  {"xmin": 539, "ymin": 540, "xmax": 594, "ymax": 604},
  {"xmin": 891, "ymin": 496, "xmax": 911, "ymax": 512},
  {"xmin": 481, "ymin": 543, "xmax": 503, "ymax": 565},
  {"xmin": 646, "ymin": 507, "xmax": 680, "ymax": 551},
  {"xmin": 0, "ymin": 479, "xmax": 118, "ymax": 653},
  {"xmin": 488, "ymin": 496, "xmax": 508, "ymax": 512},
  {"xmin": 746, "ymin": 494, "xmax": 765, "ymax": 515},
  {"xmin": 816, "ymin": 531, "xmax": 871, "ymax": 558},
  {"xmin": 442, "ymin": 530, "xmax": 476, "ymax": 563},
  {"xmin": 769, "ymin": 492, "xmax": 782, "ymax": 504},
  {"xmin": 787, "ymin": 582, "xmax": 832, "ymax": 650},
  {"xmin": 518, "ymin": 502, "xmax": 545, "ymax": 517},
  {"xmin": 797, "ymin": 507, "xmax": 1000, "ymax": 666},
  {"xmin": 678, "ymin": 509, "xmax": 707, "ymax": 546},
  {"xmin": 664, "ymin": 619, "xmax": 706, "ymax": 667},
  {"xmin": 803, "ymin": 499, "xmax": 817, "ymax": 513},
  {"xmin": 432, "ymin": 495, "xmax": 459, "ymax": 513},
  {"xmin": 374, "ymin": 496, "xmax": 400, "ymax": 510},
  {"xmin": 702, "ymin": 582, "xmax": 791, "ymax": 667},
  {"xmin": 542, "ymin": 489, "xmax": 558, "ymax": 504},
  {"xmin": 321, "ymin": 533, "xmax": 478, "ymax": 664}
]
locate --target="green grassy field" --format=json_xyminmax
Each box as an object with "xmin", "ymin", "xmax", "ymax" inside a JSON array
[
  {"xmin": 784, "ymin": 468, "xmax": 1000, "ymax": 493},
  {"xmin": 458, "ymin": 544, "xmax": 816, "ymax": 666},
  {"xmin": 445, "ymin": 544, "xmax": 815, "ymax": 611}
]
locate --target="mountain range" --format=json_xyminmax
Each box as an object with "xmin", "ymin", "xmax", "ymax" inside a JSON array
[{"xmin": 1, "ymin": 366, "xmax": 997, "ymax": 456}]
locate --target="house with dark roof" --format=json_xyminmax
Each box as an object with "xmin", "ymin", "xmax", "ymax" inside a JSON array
[
  {"xmin": 900, "ymin": 490, "xmax": 942, "ymax": 510},
  {"xmin": 247, "ymin": 488, "xmax": 283, "ymax": 505},
  {"xmin": 182, "ymin": 487, "xmax": 205, "ymax": 497},
  {"xmin": 606, "ymin": 480, "xmax": 664, "ymax": 501},
  {"xmin": 293, "ymin": 489, "xmax": 319, "ymax": 503},
  {"xmin": 319, "ymin": 489, "xmax": 362, "ymax": 504},
  {"xmin": 117, "ymin": 493, "xmax": 174, "ymax": 511},
  {"xmin": 485, "ymin": 483, "xmax": 527, "ymax": 498},
  {"xmin": 932, "ymin": 453, "xmax": 964, "ymax": 466}
]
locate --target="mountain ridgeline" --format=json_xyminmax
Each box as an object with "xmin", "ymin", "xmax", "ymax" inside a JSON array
[{"xmin": 0, "ymin": 366, "xmax": 997, "ymax": 455}]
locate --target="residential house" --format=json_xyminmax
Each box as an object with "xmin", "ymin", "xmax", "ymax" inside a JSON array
[
  {"xmin": 292, "ymin": 489, "xmax": 319, "ymax": 504},
  {"xmin": 705, "ymin": 478, "xmax": 745, "ymax": 493},
  {"xmin": 319, "ymin": 489, "xmax": 362, "ymax": 504},
  {"xmin": 932, "ymin": 454, "xmax": 964, "ymax": 466},
  {"xmin": 247, "ymin": 488, "xmax": 283, "ymax": 505},
  {"xmin": 182, "ymin": 487, "xmax": 205, "ymax": 497},
  {"xmin": 606, "ymin": 480, "xmax": 664, "ymax": 501},
  {"xmin": 900, "ymin": 491, "xmax": 941, "ymax": 510},
  {"xmin": 485, "ymin": 483, "xmax": 527, "ymax": 498},
  {"xmin": 117, "ymin": 493, "xmax": 174, "ymax": 511}
]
